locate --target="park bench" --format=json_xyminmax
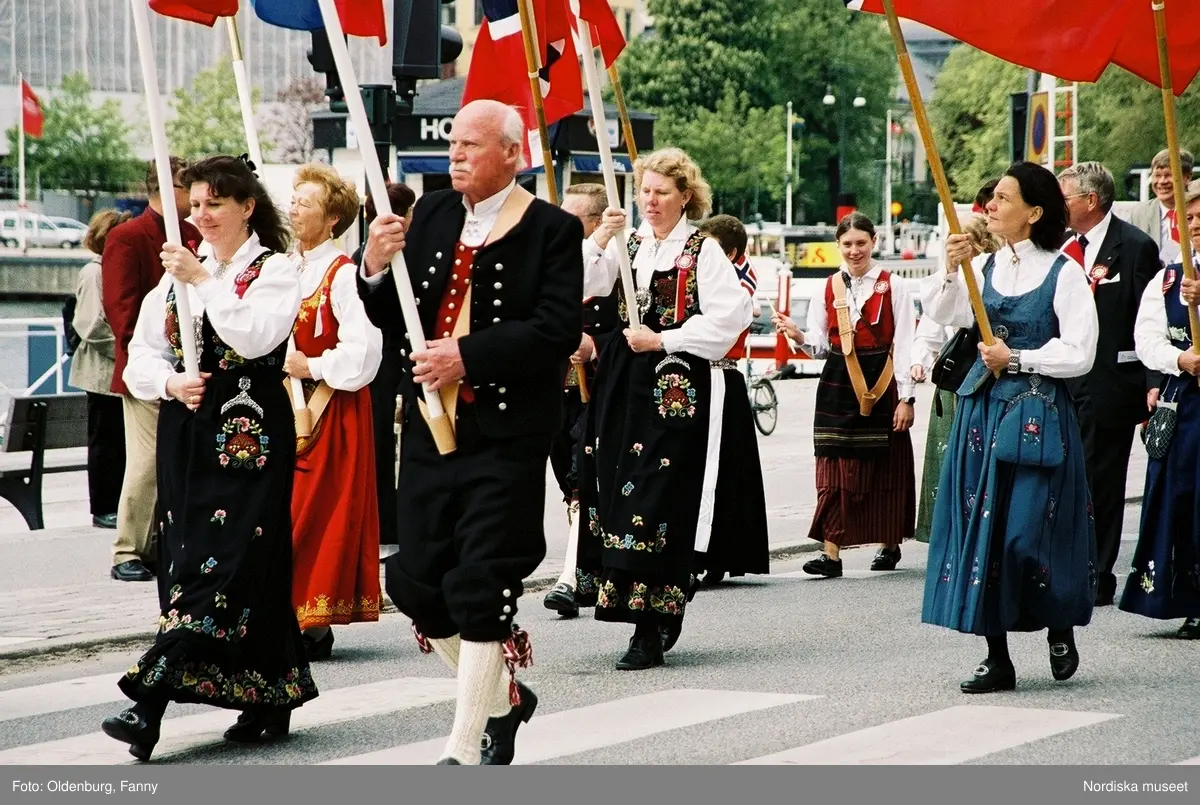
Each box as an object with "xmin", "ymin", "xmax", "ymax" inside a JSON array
[{"xmin": 0, "ymin": 393, "xmax": 89, "ymax": 530}]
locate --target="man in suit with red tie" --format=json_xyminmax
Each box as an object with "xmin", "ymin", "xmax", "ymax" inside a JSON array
[
  {"xmin": 1128, "ymin": 148, "xmax": 1193, "ymax": 267},
  {"xmin": 1059, "ymin": 162, "xmax": 1162, "ymax": 606}
]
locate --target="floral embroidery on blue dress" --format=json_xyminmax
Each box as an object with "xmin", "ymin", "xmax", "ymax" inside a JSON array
[
  {"xmin": 201, "ymin": 557, "xmax": 218, "ymax": 574},
  {"xmin": 654, "ymin": 373, "xmax": 697, "ymax": 419},
  {"xmin": 210, "ymin": 509, "xmax": 227, "ymax": 525},
  {"xmin": 216, "ymin": 416, "xmax": 270, "ymax": 469},
  {"xmin": 621, "ymin": 481, "xmax": 634, "ymax": 497}
]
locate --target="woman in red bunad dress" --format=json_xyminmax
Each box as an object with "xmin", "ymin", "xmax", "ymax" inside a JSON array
[{"xmin": 284, "ymin": 164, "xmax": 384, "ymax": 661}]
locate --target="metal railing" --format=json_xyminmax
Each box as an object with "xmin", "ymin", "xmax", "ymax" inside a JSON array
[{"xmin": 0, "ymin": 318, "xmax": 71, "ymax": 441}]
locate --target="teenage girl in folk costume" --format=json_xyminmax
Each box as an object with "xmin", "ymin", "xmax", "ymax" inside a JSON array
[
  {"xmin": 103, "ymin": 155, "xmax": 316, "ymax": 761},
  {"xmin": 285, "ymin": 164, "xmax": 384, "ymax": 661},
  {"xmin": 921, "ymin": 161, "xmax": 1098, "ymax": 694},
  {"xmin": 773, "ymin": 213, "xmax": 917, "ymax": 577}
]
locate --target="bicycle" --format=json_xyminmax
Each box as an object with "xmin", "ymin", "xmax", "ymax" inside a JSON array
[{"xmin": 744, "ymin": 359, "xmax": 780, "ymax": 436}]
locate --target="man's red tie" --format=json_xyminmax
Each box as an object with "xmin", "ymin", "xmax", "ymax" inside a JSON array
[
  {"xmin": 1064, "ymin": 234, "xmax": 1087, "ymax": 268},
  {"xmin": 1167, "ymin": 208, "xmax": 1180, "ymax": 243}
]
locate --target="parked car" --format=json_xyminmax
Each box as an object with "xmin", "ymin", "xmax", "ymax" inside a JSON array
[
  {"xmin": 0, "ymin": 212, "xmax": 83, "ymax": 248},
  {"xmin": 47, "ymin": 216, "xmax": 88, "ymax": 238}
]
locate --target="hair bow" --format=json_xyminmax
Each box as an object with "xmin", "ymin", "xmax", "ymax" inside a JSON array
[{"xmin": 237, "ymin": 153, "xmax": 258, "ymax": 175}]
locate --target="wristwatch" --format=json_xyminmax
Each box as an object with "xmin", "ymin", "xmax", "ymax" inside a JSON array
[
  {"xmin": 900, "ymin": 397, "xmax": 915, "ymax": 405},
  {"xmin": 1007, "ymin": 349, "xmax": 1022, "ymax": 375}
]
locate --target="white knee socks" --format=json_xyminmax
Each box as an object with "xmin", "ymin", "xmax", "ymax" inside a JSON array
[
  {"xmin": 556, "ymin": 510, "xmax": 580, "ymax": 589},
  {"xmin": 429, "ymin": 634, "xmax": 511, "ymax": 718},
  {"xmin": 440, "ymin": 639, "xmax": 507, "ymax": 765}
]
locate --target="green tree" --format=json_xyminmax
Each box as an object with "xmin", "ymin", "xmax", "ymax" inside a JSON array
[
  {"xmin": 167, "ymin": 61, "xmax": 269, "ymax": 159},
  {"xmin": 5, "ymin": 73, "xmax": 141, "ymax": 195}
]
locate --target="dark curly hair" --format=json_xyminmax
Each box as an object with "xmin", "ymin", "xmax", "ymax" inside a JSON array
[
  {"xmin": 180, "ymin": 156, "xmax": 291, "ymax": 254},
  {"xmin": 1004, "ymin": 161, "xmax": 1068, "ymax": 252}
]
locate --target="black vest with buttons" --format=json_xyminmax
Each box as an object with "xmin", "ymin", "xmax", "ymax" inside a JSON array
[{"xmin": 356, "ymin": 188, "xmax": 584, "ymax": 441}]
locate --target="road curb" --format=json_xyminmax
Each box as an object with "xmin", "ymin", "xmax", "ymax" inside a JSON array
[{"xmin": 0, "ymin": 541, "xmax": 823, "ymax": 666}]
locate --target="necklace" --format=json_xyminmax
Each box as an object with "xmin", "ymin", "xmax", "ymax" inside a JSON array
[{"xmin": 213, "ymin": 259, "xmax": 233, "ymax": 280}]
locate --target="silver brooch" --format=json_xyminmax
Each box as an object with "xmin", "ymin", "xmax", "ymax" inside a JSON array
[
  {"xmin": 220, "ymin": 376, "xmax": 263, "ymax": 417},
  {"xmin": 994, "ymin": 324, "xmax": 1009, "ymax": 340},
  {"xmin": 635, "ymin": 287, "xmax": 651, "ymax": 318}
]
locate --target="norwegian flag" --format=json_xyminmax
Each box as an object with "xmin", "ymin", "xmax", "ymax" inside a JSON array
[
  {"xmin": 149, "ymin": 0, "xmax": 237, "ymax": 26},
  {"xmin": 464, "ymin": 0, "xmax": 584, "ymax": 170},
  {"xmin": 734, "ymin": 254, "xmax": 757, "ymax": 297},
  {"xmin": 20, "ymin": 79, "xmax": 43, "ymax": 138},
  {"xmin": 575, "ymin": 0, "xmax": 626, "ymax": 68}
]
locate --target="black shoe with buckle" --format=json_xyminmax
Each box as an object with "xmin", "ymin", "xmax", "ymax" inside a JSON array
[
  {"xmin": 959, "ymin": 658, "xmax": 1017, "ymax": 694},
  {"xmin": 223, "ymin": 709, "xmax": 291, "ymax": 743},
  {"xmin": 542, "ymin": 583, "xmax": 579, "ymax": 619},
  {"xmin": 802, "ymin": 554, "xmax": 843, "ymax": 578},
  {"xmin": 870, "ymin": 546, "xmax": 901, "ymax": 571},
  {"xmin": 303, "ymin": 629, "xmax": 334, "ymax": 661},
  {"xmin": 1048, "ymin": 641, "xmax": 1080, "ymax": 681},
  {"xmin": 1178, "ymin": 618, "xmax": 1200, "ymax": 640},
  {"xmin": 92, "ymin": 513, "xmax": 118, "ymax": 529},
  {"xmin": 110, "ymin": 560, "xmax": 153, "ymax": 582},
  {"xmin": 479, "ymin": 682, "xmax": 538, "ymax": 765},
  {"xmin": 616, "ymin": 628, "xmax": 665, "ymax": 670},
  {"xmin": 101, "ymin": 709, "xmax": 161, "ymax": 761}
]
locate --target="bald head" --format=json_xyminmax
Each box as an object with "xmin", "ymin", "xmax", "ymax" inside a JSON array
[{"xmin": 449, "ymin": 101, "xmax": 526, "ymax": 205}]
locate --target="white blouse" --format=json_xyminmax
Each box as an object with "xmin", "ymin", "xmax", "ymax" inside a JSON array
[
  {"xmin": 1134, "ymin": 267, "xmax": 1188, "ymax": 377},
  {"xmin": 799, "ymin": 263, "xmax": 916, "ymax": 399},
  {"xmin": 124, "ymin": 233, "xmax": 301, "ymax": 401},
  {"xmin": 912, "ymin": 312, "xmax": 957, "ymax": 373},
  {"xmin": 921, "ymin": 239, "xmax": 1098, "ymax": 379},
  {"xmin": 291, "ymin": 239, "xmax": 382, "ymax": 392},
  {"xmin": 582, "ymin": 215, "xmax": 753, "ymax": 360}
]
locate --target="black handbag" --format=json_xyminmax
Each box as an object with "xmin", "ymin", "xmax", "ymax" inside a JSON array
[
  {"xmin": 931, "ymin": 324, "xmax": 978, "ymax": 395},
  {"xmin": 1141, "ymin": 388, "xmax": 1180, "ymax": 461}
]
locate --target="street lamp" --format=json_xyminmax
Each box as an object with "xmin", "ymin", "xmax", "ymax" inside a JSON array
[
  {"xmin": 853, "ymin": 89, "xmax": 866, "ymax": 108},
  {"xmin": 823, "ymin": 85, "xmax": 836, "ymax": 106}
]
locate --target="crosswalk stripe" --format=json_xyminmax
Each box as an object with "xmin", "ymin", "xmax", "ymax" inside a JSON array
[
  {"xmin": 735, "ymin": 704, "xmax": 1119, "ymax": 765},
  {"xmin": 0, "ymin": 677, "xmax": 457, "ymax": 765},
  {"xmin": 774, "ymin": 569, "xmax": 881, "ymax": 579},
  {"xmin": 0, "ymin": 673, "xmax": 126, "ymax": 722},
  {"xmin": 1176, "ymin": 755, "xmax": 1200, "ymax": 765},
  {"xmin": 323, "ymin": 688, "xmax": 816, "ymax": 765}
]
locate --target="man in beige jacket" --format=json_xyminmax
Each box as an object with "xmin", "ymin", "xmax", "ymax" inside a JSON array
[{"xmin": 1128, "ymin": 148, "xmax": 1194, "ymax": 267}]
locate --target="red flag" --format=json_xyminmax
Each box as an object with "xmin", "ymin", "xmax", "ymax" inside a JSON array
[
  {"xmin": 576, "ymin": 0, "xmax": 626, "ymax": 68},
  {"xmin": 464, "ymin": 0, "xmax": 583, "ymax": 169},
  {"xmin": 149, "ymin": 0, "xmax": 238, "ymax": 26},
  {"xmin": 845, "ymin": 1, "xmax": 1200, "ymax": 95},
  {"xmin": 21, "ymin": 79, "xmax": 43, "ymax": 139}
]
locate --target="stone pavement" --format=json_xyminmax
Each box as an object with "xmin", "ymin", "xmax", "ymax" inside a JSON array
[{"xmin": 0, "ymin": 378, "xmax": 1148, "ymax": 664}]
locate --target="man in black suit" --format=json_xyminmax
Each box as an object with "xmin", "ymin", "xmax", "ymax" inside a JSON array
[
  {"xmin": 357, "ymin": 99, "xmax": 582, "ymax": 765},
  {"xmin": 1059, "ymin": 162, "xmax": 1162, "ymax": 606}
]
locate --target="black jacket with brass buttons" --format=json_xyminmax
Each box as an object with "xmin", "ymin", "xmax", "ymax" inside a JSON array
[{"xmin": 357, "ymin": 188, "xmax": 584, "ymax": 439}]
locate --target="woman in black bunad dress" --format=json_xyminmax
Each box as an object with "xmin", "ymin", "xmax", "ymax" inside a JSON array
[
  {"xmin": 1120, "ymin": 186, "xmax": 1200, "ymax": 640},
  {"xmin": 575, "ymin": 148, "xmax": 754, "ymax": 670},
  {"xmin": 101, "ymin": 156, "xmax": 317, "ymax": 761}
]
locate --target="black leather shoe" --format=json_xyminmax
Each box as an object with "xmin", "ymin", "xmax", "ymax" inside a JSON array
[
  {"xmin": 223, "ymin": 709, "xmax": 291, "ymax": 743},
  {"xmin": 802, "ymin": 554, "xmax": 843, "ymax": 578},
  {"xmin": 542, "ymin": 583, "xmax": 579, "ymax": 619},
  {"xmin": 960, "ymin": 658, "xmax": 1017, "ymax": 693},
  {"xmin": 1177, "ymin": 618, "xmax": 1200, "ymax": 640},
  {"xmin": 698, "ymin": 569, "xmax": 726, "ymax": 586},
  {"xmin": 101, "ymin": 709, "xmax": 160, "ymax": 761},
  {"xmin": 436, "ymin": 757, "xmax": 462, "ymax": 765},
  {"xmin": 110, "ymin": 560, "xmax": 153, "ymax": 582},
  {"xmin": 870, "ymin": 546, "xmax": 901, "ymax": 571},
  {"xmin": 1049, "ymin": 641, "xmax": 1079, "ymax": 681},
  {"xmin": 92, "ymin": 513, "xmax": 118, "ymax": 529},
  {"xmin": 660, "ymin": 619, "xmax": 683, "ymax": 653},
  {"xmin": 303, "ymin": 629, "xmax": 334, "ymax": 661},
  {"xmin": 615, "ymin": 629, "xmax": 665, "ymax": 670},
  {"xmin": 480, "ymin": 682, "xmax": 538, "ymax": 765}
]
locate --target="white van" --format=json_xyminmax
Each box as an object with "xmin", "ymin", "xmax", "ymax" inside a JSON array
[{"xmin": 0, "ymin": 212, "xmax": 83, "ymax": 248}]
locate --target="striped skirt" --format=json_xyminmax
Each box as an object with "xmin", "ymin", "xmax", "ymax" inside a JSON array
[{"xmin": 807, "ymin": 430, "xmax": 916, "ymax": 548}]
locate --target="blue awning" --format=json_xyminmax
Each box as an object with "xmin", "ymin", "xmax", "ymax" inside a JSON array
[
  {"xmin": 398, "ymin": 157, "xmax": 450, "ymax": 175},
  {"xmin": 571, "ymin": 155, "xmax": 633, "ymax": 174}
]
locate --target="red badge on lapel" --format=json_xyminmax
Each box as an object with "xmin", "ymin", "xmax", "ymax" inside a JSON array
[
  {"xmin": 1164, "ymin": 269, "xmax": 1177, "ymax": 294},
  {"xmin": 1088, "ymin": 263, "xmax": 1109, "ymax": 295},
  {"xmin": 874, "ymin": 280, "xmax": 890, "ymax": 295}
]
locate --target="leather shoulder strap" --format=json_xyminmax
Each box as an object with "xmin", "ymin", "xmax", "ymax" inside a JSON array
[
  {"xmin": 484, "ymin": 185, "xmax": 535, "ymax": 247},
  {"xmin": 830, "ymin": 273, "xmax": 854, "ymax": 357}
]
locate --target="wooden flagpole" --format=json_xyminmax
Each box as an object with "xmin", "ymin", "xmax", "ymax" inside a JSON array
[
  {"xmin": 607, "ymin": 65, "xmax": 638, "ymax": 162},
  {"xmin": 879, "ymin": 0, "xmax": 995, "ymax": 355},
  {"xmin": 130, "ymin": 0, "xmax": 199, "ymax": 380},
  {"xmin": 517, "ymin": 0, "xmax": 560, "ymax": 205},
  {"xmin": 577, "ymin": 23, "xmax": 642, "ymax": 332},
  {"xmin": 224, "ymin": 14, "xmax": 310, "ymax": 432},
  {"xmin": 315, "ymin": 0, "xmax": 455, "ymax": 453},
  {"xmin": 1152, "ymin": 0, "xmax": 1200, "ymax": 375}
]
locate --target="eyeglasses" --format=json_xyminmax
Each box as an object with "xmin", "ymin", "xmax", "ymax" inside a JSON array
[{"xmin": 1063, "ymin": 192, "xmax": 1093, "ymax": 200}]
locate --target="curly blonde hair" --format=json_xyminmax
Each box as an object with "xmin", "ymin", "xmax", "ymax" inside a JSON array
[
  {"xmin": 963, "ymin": 213, "xmax": 1002, "ymax": 255},
  {"xmin": 634, "ymin": 148, "xmax": 712, "ymax": 220},
  {"xmin": 294, "ymin": 163, "xmax": 361, "ymax": 238}
]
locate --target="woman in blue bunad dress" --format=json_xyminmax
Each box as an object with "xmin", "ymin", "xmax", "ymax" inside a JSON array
[
  {"xmin": 101, "ymin": 156, "xmax": 317, "ymax": 761},
  {"xmin": 921, "ymin": 162, "xmax": 1099, "ymax": 694},
  {"xmin": 1119, "ymin": 185, "xmax": 1200, "ymax": 640}
]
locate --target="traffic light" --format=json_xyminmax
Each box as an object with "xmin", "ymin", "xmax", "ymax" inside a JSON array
[
  {"xmin": 393, "ymin": 0, "xmax": 464, "ymax": 114},
  {"xmin": 308, "ymin": 28, "xmax": 345, "ymax": 113}
]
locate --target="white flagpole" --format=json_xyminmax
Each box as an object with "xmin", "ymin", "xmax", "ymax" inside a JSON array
[
  {"xmin": 576, "ymin": 23, "xmax": 641, "ymax": 330},
  {"xmin": 314, "ymin": 0, "xmax": 456, "ymax": 454},
  {"xmin": 224, "ymin": 17, "xmax": 263, "ymax": 167},
  {"xmin": 130, "ymin": 0, "xmax": 199, "ymax": 379},
  {"xmin": 17, "ymin": 72, "xmax": 26, "ymax": 253}
]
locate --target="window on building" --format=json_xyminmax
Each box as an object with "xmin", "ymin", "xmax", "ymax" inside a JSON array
[
  {"xmin": 476, "ymin": 0, "xmax": 486, "ymax": 25},
  {"xmin": 625, "ymin": 10, "xmax": 633, "ymax": 40},
  {"xmin": 443, "ymin": 1, "xmax": 457, "ymax": 26}
]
